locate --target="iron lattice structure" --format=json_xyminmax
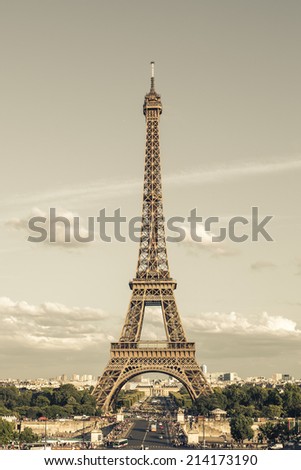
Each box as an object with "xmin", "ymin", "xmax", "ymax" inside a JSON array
[{"xmin": 93, "ymin": 64, "xmax": 212, "ymax": 411}]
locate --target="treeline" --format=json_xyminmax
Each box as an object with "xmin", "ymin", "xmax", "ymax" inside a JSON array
[
  {"xmin": 1, "ymin": 382, "xmax": 301, "ymax": 421},
  {"xmin": 116, "ymin": 390, "xmax": 145, "ymax": 409},
  {"xmin": 169, "ymin": 391, "xmax": 192, "ymax": 409},
  {"xmin": 0, "ymin": 384, "xmax": 98, "ymax": 419},
  {"xmin": 193, "ymin": 383, "xmax": 301, "ymax": 419}
]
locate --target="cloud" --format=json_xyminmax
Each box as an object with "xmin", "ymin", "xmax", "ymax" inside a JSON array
[
  {"xmin": 134, "ymin": 307, "xmax": 301, "ymax": 339},
  {"xmin": 118, "ymin": 308, "xmax": 301, "ymax": 378},
  {"xmin": 1, "ymin": 158, "xmax": 301, "ymax": 209},
  {"xmin": 178, "ymin": 222, "xmax": 239, "ymax": 257},
  {"xmin": 0, "ymin": 298, "xmax": 300, "ymax": 379},
  {"xmin": 184, "ymin": 311, "xmax": 301, "ymax": 376},
  {"xmin": 183, "ymin": 311, "xmax": 301, "ymax": 337},
  {"xmin": 251, "ymin": 261, "xmax": 277, "ymax": 271},
  {"xmin": 6, "ymin": 207, "xmax": 94, "ymax": 250},
  {"xmin": 140, "ymin": 307, "xmax": 168, "ymax": 340},
  {"xmin": 166, "ymin": 158, "xmax": 301, "ymax": 188},
  {"xmin": 0, "ymin": 297, "xmax": 114, "ymax": 352},
  {"xmin": 6, "ymin": 209, "xmax": 239, "ymax": 255}
]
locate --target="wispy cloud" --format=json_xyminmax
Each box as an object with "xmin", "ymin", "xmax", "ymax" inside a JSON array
[
  {"xmin": 166, "ymin": 158, "xmax": 301, "ymax": 187},
  {"xmin": 251, "ymin": 261, "xmax": 277, "ymax": 271},
  {"xmin": 2, "ymin": 157, "xmax": 301, "ymax": 209}
]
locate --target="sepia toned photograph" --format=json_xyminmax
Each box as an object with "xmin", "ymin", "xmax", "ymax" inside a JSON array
[{"xmin": 0, "ymin": 0, "xmax": 300, "ymax": 461}]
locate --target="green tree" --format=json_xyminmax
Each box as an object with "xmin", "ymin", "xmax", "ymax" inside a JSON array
[
  {"xmin": 0, "ymin": 385, "xmax": 98, "ymax": 419},
  {"xmin": 80, "ymin": 404, "xmax": 96, "ymax": 416},
  {"xmin": 26, "ymin": 406, "xmax": 44, "ymax": 420},
  {"xmin": 265, "ymin": 389, "xmax": 282, "ymax": 407},
  {"xmin": 0, "ymin": 405, "xmax": 10, "ymax": 416},
  {"xmin": 81, "ymin": 390, "xmax": 96, "ymax": 407},
  {"xmin": 67, "ymin": 396, "xmax": 77, "ymax": 406},
  {"xmin": 0, "ymin": 386, "xmax": 19, "ymax": 410},
  {"xmin": 262, "ymin": 404, "xmax": 283, "ymax": 419},
  {"xmin": 15, "ymin": 406, "xmax": 31, "ymax": 418},
  {"xmin": 0, "ymin": 419, "xmax": 14, "ymax": 445},
  {"xmin": 44, "ymin": 405, "xmax": 68, "ymax": 419},
  {"xmin": 230, "ymin": 415, "xmax": 254, "ymax": 444},
  {"xmin": 64, "ymin": 404, "xmax": 75, "ymax": 416},
  {"xmin": 282, "ymin": 384, "xmax": 301, "ymax": 417},
  {"xmin": 19, "ymin": 427, "xmax": 39, "ymax": 444},
  {"xmin": 54, "ymin": 384, "xmax": 81, "ymax": 406},
  {"xmin": 35, "ymin": 396, "xmax": 51, "ymax": 408},
  {"xmin": 223, "ymin": 385, "xmax": 247, "ymax": 417},
  {"xmin": 244, "ymin": 385, "xmax": 268, "ymax": 410},
  {"xmin": 210, "ymin": 387, "xmax": 228, "ymax": 410},
  {"xmin": 16, "ymin": 390, "xmax": 32, "ymax": 407},
  {"xmin": 259, "ymin": 420, "xmax": 294, "ymax": 445},
  {"xmin": 231, "ymin": 404, "xmax": 260, "ymax": 419},
  {"xmin": 259, "ymin": 421, "xmax": 280, "ymax": 444}
]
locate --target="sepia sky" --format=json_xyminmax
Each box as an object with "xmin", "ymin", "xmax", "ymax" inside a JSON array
[{"xmin": 0, "ymin": 0, "xmax": 301, "ymax": 380}]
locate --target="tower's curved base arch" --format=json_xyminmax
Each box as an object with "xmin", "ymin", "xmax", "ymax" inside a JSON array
[{"xmin": 93, "ymin": 354, "xmax": 212, "ymax": 413}]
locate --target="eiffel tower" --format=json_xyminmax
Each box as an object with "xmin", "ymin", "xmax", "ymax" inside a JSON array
[{"xmin": 93, "ymin": 63, "xmax": 212, "ymax": 411}]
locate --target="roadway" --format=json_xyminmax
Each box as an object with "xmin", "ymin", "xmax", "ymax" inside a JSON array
[
  {"xmin": 106, "ymin": 396, "xmax": 185, "ymax": 450},
  {"xmin": 126, "ymin": 419, "xmax": 174, "ymax": 450}
]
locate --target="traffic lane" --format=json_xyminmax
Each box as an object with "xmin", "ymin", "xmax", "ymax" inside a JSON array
[
  {"xmin": 126, "ymin": 419, "xmax": 148, "ymax": 449},
  {"xmin": 127, "ymin": 419, "xmax": 173, "ymax": 450}
]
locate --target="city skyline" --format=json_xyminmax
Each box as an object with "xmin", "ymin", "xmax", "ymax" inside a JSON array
[
  {"xmin": 0, "ymin": 369, "xmax": 297, "ymax": 383},
  {"xmin": 1, "ymin": 1, "xmax": 300, "ymax": 380}
]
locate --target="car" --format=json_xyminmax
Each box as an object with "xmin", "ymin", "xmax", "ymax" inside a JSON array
[
  {"xmin": 269, "ymin": 443, "xmax": 283, "ymax": 450},
  {"xmin": 159, "ymin": 435, "xmax": 164, "ymax": 439}
]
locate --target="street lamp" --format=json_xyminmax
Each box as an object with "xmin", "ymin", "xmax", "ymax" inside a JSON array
[
  {"xmin": 38, "ymin": 416, "xmax": 48, "ymax": 449},
  {"xmin": 82, "ymin": 420, "xmax": 84, "ymax": 448},
  {"xmin": 43, "ymin": 418, "xmax": 48, "ymax": 450},
  {"xmin": 17, "ymin": 418, "xmax": 22, "ymax": 449}
]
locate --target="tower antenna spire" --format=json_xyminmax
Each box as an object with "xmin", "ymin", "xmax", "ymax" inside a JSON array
[{"xmin": 150, "ymin": 61, "xmax": 155, "ymax": 91}]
